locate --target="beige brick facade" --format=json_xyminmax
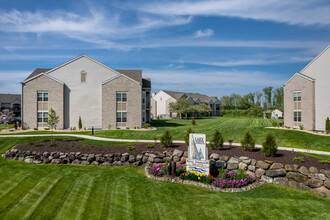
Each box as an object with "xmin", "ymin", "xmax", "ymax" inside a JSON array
[
  {"xmin": 22, "ymin": 75, "xmax": 64, "ymax": 129},
  {"xmin": 102, "ymin": 75, "xmax": 142, "ymax": 129},
  {"xmin": 284, "ymin": 74, "xmax": 315, "ymax": 130}
]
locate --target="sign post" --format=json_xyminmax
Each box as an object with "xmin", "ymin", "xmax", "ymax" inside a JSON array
[{"xmin": 186, "ymin": 133, "xmax": 210, "ymax": 175}]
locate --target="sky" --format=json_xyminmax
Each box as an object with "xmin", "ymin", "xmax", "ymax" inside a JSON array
[{"xmin": 0, "ymin": 0, "xmax": 329, "ymax": 97}]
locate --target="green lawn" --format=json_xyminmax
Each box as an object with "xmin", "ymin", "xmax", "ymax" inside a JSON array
[
  {"xmin": 0, "ymin": 136, "xmax": 329, "ymax": 219},
  {"xmin": 2, "ymin": 116, "xmax": 330, "ymax": 152}
]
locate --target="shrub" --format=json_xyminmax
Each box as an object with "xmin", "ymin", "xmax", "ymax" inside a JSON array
[
  {"xmin": 262, "ymin": 133, "xmax": 277, "ymax": 157},
  {"xmin": 191, "ymin": 117, "xmax": 196, "ymax": 125},
  {"xmin": 42, "ymin": 139, "xmax": 50, "ymax": 142},
  {"xmin": 293, "ymin": 157, "xmax": 304, "ymax": 163},
  {"xmin": 78, "ymin": 116, "xmax": 82, "ymax": 130},
  {"xmin": 127, "ymin": 146, "xmax": 135, "ymax": 151},
  {"xmin": 176, "ymin": 164, "xmax": 185, "ymax": 175},
  {"xmin": 34, "ymin": 128, "xmax": 38, "ymax": 130},
  {"xmin": 299, "ymin": 124, "xmax": 304, "ymax": 130},
  {"xmin": 137, "ymin": 126, "xmax": 140, "ymax": 129},
  {"xmin": 9, "ymin": 129, "xmax": 14, "ymax": 132},
  {"xmin": 240, "ymin": 130, "xmax": 255, "ymax": 151},
  {"xmin": 184, "ymin": 127, "xmax": 193, "ymax": 145},
  {"xmin": 44, "ymin": 127, "xmax": 50, "ymax": 130},
  {"xmin": 210, "ymin": 129, "xmax": 224, "ymax": 150},
  {"xmin": 320, "ymin": 160, "xmax": 330, "ymax": 164},
  {"xmin": 272, "ymin": 122, "xmax": 278, "ymax": 127},
  {"xmin": 116, "ymin": 127, "xmax": 120, "ymax": 129},
  {"xmin": 134, "ymin": 126, "xmax": 136, "ymax": 129},
  {"xmin": 160, "ymin": 130, "xmax": 172, "ymax": 148},
  {"xmin": 146, "ymin": 143, "xmax": 155, "ymax": 148},
  {"xmin": 22, "ymin": 127, "xmax": 27, "ymax": 130},
  {"xmin": 149, "ymin": 163, "xmax": 167, "ymax": 176},
  {"xmin": 29, "ymin": 142, "xmax": 35, "ymax": 146},
  {"xmin": 72, "ymin": 127, "xmax": 76, "ymax": 131},
  {"xmin": 153, "ymin": 136, "xmax": 157, "ymax": 143},
  {"xmin": 108, "ymin": 124, "xmax": 112, "ymax": 130},
  {"xmin": 126, "ymin": 127, "xmax": 130, "ymax": 130},
  {"xmin": 326, "ymin": 117, "xmax": 330, "ymax": 134},
  {"xmin": 34, "ymin": 143, "xmax": 44, "ymax": 147},
  {"xmin": 143, "ymin": 123, "xmax": 151, "ymax": 129},
  {"xmin": 50, "ymin": 143, "xmax": 58, "ymax": 147}
]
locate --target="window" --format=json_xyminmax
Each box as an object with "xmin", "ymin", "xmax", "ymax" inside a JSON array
[
  {"xmin": 116, "ymin": 92, "xmax": 127, "ymax": 127},
  {"xmin": 293, "ymin": 91, "xmax": 301, "ymax": 101},
  {"xmin": 81, "ymin": 70, "xmax": 87, "ymax": 82},
  {"xmin": 37, "ymin": 91, "xmax": 49, "ymax": 127},
  {"xmin": 294, "ymin": 111, "xmax": 301, "ymax": 122}
]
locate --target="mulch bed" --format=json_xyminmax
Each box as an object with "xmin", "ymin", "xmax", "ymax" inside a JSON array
[{"xmin": 14, "ymin": 139, "xmax": 330, "ymax": 170}]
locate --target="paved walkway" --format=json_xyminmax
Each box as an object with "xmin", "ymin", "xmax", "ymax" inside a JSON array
[{"xmin": 1, "ymin": 134, "xmax": 330, "ymax": 156}]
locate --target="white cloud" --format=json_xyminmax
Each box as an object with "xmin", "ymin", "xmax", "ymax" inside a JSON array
[
  {"xmin": 138, "ymin": 0, "xmax": 330, "ymax": 26},
  {"xmin": 0, "ymin": 70, "xmax": 30, "ymax": 93},
  {"xmin": 194, "ymin": 29, "xmax": 214, "ymax": 38}
]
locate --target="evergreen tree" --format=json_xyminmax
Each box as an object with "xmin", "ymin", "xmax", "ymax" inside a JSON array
[
  {"xmin": 184, "ymin": 127, "xmax": 193, "ymax": 145},
  {"xmin": 47, "ymin": 108, "xmax": 59, "ymax": 130},
  {"xmin": 262, "ymin": 133, "xmax": 277, "ymax": 157},
  {"xmin": 210, "ymin": 129, "xmax": 224, "ymax": 150},
  {"xmin": 240, "ymin": 130, "xmax": 255, "ymax": 151},
  {"xmin": 78, "ymin": 116, "xmax": 82, "ymax": 130},
  {"xmin": 160, "ymin": 130, "xmax": 172, "ymax": 148},
  {"xmin": 326, "ymin": 117, "xmax": 330, "ymax": 134},
  {"xmin": 191, "ymin": 117, "xmax": 196, "ymax": 125}
]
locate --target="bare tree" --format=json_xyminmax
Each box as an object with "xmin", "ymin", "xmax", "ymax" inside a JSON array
[{"xmin": 0, "ymin": 109, "xmax": 15, "ymax": 124}]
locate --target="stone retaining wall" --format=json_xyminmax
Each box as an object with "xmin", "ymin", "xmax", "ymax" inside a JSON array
[{"xmin": 2, "ymin": 148, "xmax": 330, "ymax": 197}]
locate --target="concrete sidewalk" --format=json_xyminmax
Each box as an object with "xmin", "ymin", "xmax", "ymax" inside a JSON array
[{"xmin": 1, "ymin": 134, "xmax": 330, "ymax": 156}]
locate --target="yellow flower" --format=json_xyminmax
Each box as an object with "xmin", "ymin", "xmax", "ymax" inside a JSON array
[{"xmin": 198, "ymin": 177, "xmax": 200, "ymax": 180}]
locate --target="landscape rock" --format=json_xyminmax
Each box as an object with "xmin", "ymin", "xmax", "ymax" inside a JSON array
[
  {"xmin": 154, "ymin": 158, "xmax": 162, "ymax": 163},
  {"xmin": 306, "ymin": 178, "xmax": 324, "ymax": 188},
  {"xmin": 264, "ymin": 160, "xmax": 273, "ymax": 164},
  {"xmin": 320, "ymin": 169, "xmax": 330, "ymax": 178},
  {"xmin": 238, "ymin": 162, "xmax": 247, "ymax": 170},
  {"xmin": 228, "ymin": 157, "xmax": 239, "ymax": 164},
  {"xmin": 81, "ymin": 161, "xmax": 90, "ymax": 165},
  {"xmin": 245, "ymin": 171, "xmax": 256, "ymax": 179},
  {"xmin": 311, "ymin": 186, "xmax": 330, "ymax": 197},
  {"xmin": 113, "ymin": 161, "xmax": 122, "ymax": 166},
  {"xmin": 43, "ymin": 152, "xmax": 50, "ymax": 158},
  {"xmin": 256, "ymin": 161, "xmax": 270, "ymax": 169},
  {"xmin": 248, "ymin": 165, "xmax": 256, "ymax": 172},
  {"xmin": 287, "ymin": 172, "xmax": 308, "ymax": 182},
  {"xmin": 62, "ymin": 158, "xmax": 70, "ymax": 164},
  {"xmin": 33, "ymin": 159, "xmax": 42, "ymax": 164},
  {"xmin": 102, "ymin": 162, "xmax": 111, "ymax": 166},
  {"xmin": 255, "ymin": 168, "xmax": 265, "ymax": 178},
  {"xmin": 91, "ymin": 161, "xmax": 99, "ymax": 165},
  {"xmin": 250, "ymin": 159, "xmax": 257, "ymax": 166},
  {"xmin": 324, "ymin": 178, "xmax": 330, "ymax": 190},
  {"xmin": 273, "ymin": 177, "xmax": 288, "ymax": 186},
  {"xmin": 24, "ymin": 157, "xmax": 34, "ymax": 163},
  {"xmin": 42, "ymin": 158, "xmax": 50, "ymax": 164},
  {"xmin": 270, "ymin": 163, "xmax": 283, "ymax": 170},
  {"xmin": 242, "ymin": 159, "xmax": 251, "ymax": 165},
  {"xmin": 163, "ymin": 157, "xmax": 171, "ymax": 163},
  {"xmin": 173, "ymin": 156, "xmax": 180, "ymax": 163},
  {"xmin": 180, "ymin": 157, "xmax": 187, "ymax": 164},
  {"xmin": 142, "ymin": 156, "xmax": 148, "ymax": 163},
  {"xmin": 239, "ymin": 156, "xmax": 249, "ymax": 160},
  {"xmin": 309, "ymin": 167, "xmax": 318, "ymax": 173},
  {"xmin": 298, "ymin": 166, "xmax": 309, "ymax": 176},
  {"xmin": 285, "ymin": 164, "xmax": 298, "ymax": 172},
  {"xmin": 183, "ymin": 151, "xmax": 188, "ymax": 157},
  {"xmin": 265, "ymin": 169, "xmax": 286, "ymax": 177},
  {"xmin": 128, "ymin": 155, "xmax": 136, "ymax": 163},
  {"xmin": 136, "ymin": 154, "xmax": 143, "ymax": 161},
  {"xmin": 172, "ymin": 149, "xmax": 183, "ymax": 157},
  {"xmin": 72, "ymin": 159, "xmax": 81, "ymax": 165},
  {"xmin": 210, "ymin": 153, "xmax": 220, "ymax": 160},
  {"xmin": 227, "ymin": 163, "xmax": 238, "ymax": 170},
  {"xmin": 219, "ymin": 155, "xmax": 229, "ymax": 162},
  {"xmin": 288, "ymin": 180, "xmax": 310, "ymax": 191},
  {"xmin": 308, "ymin": 173, "xmax": 326, "ymax": 181},
  {"xmin": 261, "ymin": 175, "xmax": 273, "ymax": 183},
  {"xmin": 50, "ymin": 159, "xmax": 61, "ymax": 164}
]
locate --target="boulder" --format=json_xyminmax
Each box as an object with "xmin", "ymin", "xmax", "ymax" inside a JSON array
[
  {"xmin": 128, "ymin": 155, "xmax": 136, "ymax": 163},
  {"xmin": 324, "ymin": 178, "xmax": 330, "ymax": 190},
  {"xmin": 42, "ymin": 158, "xmax": 50, "ymax": 164},
  {"xmin": 309, "ymin": 167, "xmax": 318, "ymax": 173},
  {"xmin": 136, "ymin": 154, "xmax": 143, "ymax": 161},
  {"xmin": 133, "ymin": 161, "xmax": 143, "ymax": 166},
  {"xmin": 273, "ymin": 177, "xmax": 288, "ymax": 186},
  {"xmin": 113, "ymin": 161, "xmax": 123, "ymax": 166},
  {"xmin": 255, "ymin": 168, "xmax": 265, "ymax": 178},
  {"xmin": 123, "ymin": 161, "xmax": 130, "ymax": 166},
  {"xmin": 245, "ymin": 171, "xmax": 256, "ymax": 179},
  {"xmin": 288, "ymin": 180, "xmax": 310, "ymax": 191},
  {"xmin": 210, "ymin": 153, "xmax": 220, "ymax": 161},
  {"xmin": 261, "ymin": 175, "xmax": 273, "ymax": 183},
  {"xmin": 72, "ymin": 159, "xmax": 81, "ymax": 165},
  {"xmin": 239, "ymin": 156, "xmax": 249, "ymax": 161},
  {"xmin": 265, "ymin": 169, "xmax": 286, "ymax": 177},
  {"xmin": 180, "ymin": 157, "xmax": 187, "ymax": 164},
  {"xmin": 285, "ymin": 164, "xmax": 298, "ymax": 172},
  {"xmin": 256, "ymin": 161, "xmax": 270, "ymax": 170},
  {"xmin": 121, "ymin": 153, "xmax": 129, "ymax": 162},
  {"xmin": 242, "ymin": 159, "xmax": 251, "ymax": 165},
  {"xmin": 251, "ymin": 159, "xmax": 257, "ymax": 166},
  {"xmin": 50, "ymin": 159, "xmax": 61, "ymax": 164},
  {"xmin": 43, "ymin": 152, "xmax": 50, "ymax": 158},
  {"xmin": 287, "ymin": 172, "xmax": 308, "ymax": 182},
  {"xmin": 102, "ymin": 162, "xmax": 111, "ymax": 166},
  {"xmin": 238, "ymin": 162, "xmax": 247, "ymax": 170},
  {"xmin": 148, "ymin": 156, "xmax": 155, "ymax": 163},
  {"xmin": 87, "ymin": 155, "xmax": 96, "ymax": 163},
  {"xmin": 248, "ymin": 165, "xmax": 256, "ymax": 172},
  {"xmin": 18, "ymin": 157, "xmax": 25, "ymax": 162},
  {"xmin": 320, "ymin": 169, "xmax": 330, "ymax": 178},
  {"xmin": 270, "ymin": 163, "xmax": 284, "ymax": 170},
  {"xmin": 154, "ymin": 158, "xmax": 162, "ymax": 163},
  {"xmin": 81, "ymin": 161, "xmax": 90, "ymax": 165},
  {"xmin": 311, "ymin": 186, "xmax": 330, "ymax": 197},
  {"xmin": 219, "ymin": 155, "xmax": 229, "ymax": 162},
  {"xmin": 264, "ymin": 160, "xmax": 273, "ymax": 164},
  {"xmin": 114, "ymin": 153, "xmax": 121, "ymax": 157},
  {"xmin": 173, "ymin": 156, "xmax": 180, "ymax": 163},
  {"xmin": 228, "ymin": 157, "xmax": 239, "ymax": 164},
  {"xmin": 62, "ymin": 158, "xmax": 70, "ymax": 164},
  {"xmin": 33, "ymin": 159, "xmax": 42, "ymax": 164},
  {"xmin": 227, "ymin": 163, "xmax": 238, "ymax": 170},
  {"xmin": 24, "ymin": 157, "xmax": 34, "ymax": 163},
  {"xmin": 298, "ymin": 166, "xmax": 309, "ymax": 176},
  {"xmin": 163, "ymin": 157, "xmax": 171, "ymax": 163},
  {"xmin": 142, "ymin": 156, "xmax": 148, "ymax": 163},
  {"xmin": 306, "ymin": 178, "xmax": 324, "ymax": 188},
  {"xmin": 91, "ymin": 161, "xmax": 99, "ymax": 165},
  {"xmin": 308, "ymin": 173, "xmax": 326, "ymax": 181},
  {"xmin": 172, "ymin": 149, "xmax": 183, "ymax": 157},
  {"xmin": 183, "ymin": 151, "xmax": 188, "ymax": 157}
]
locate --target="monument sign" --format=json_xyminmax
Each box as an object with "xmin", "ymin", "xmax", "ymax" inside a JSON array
[{"xmin": 186, "ymin": 133, "xmax": 210, "ymax": 175}]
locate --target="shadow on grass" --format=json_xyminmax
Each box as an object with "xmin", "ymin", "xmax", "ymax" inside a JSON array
[{"xmin": 152, "ymin": 120, "xmax": 184, "ymax": 128}]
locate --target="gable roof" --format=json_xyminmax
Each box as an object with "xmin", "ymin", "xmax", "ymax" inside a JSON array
[
  {"xmin": 115, "ymin": 69, "xmax": 142, "ymax": 84},
  {"xmin": 0, "ymin": 94, "xmax": 21, "ymax": 103},
  {"xmin": 301, "ymin": 44, "xmax": 330, "ymax": 73},
  {"xmin": 24, "ymin": 68, "xmax": 52, "ymax": 81},
  {"xmin": 284, "ymin": 72, "xmax": 315, "ymax": 86},
  {"xmin": 162, "ymin": 90, "xmax": 219, "ymax": 103}
]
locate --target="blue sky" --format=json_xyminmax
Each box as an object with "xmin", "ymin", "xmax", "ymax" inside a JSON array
[{"xmin": 0, "ymin": 0, "xmax": 330, "ymax": 97}]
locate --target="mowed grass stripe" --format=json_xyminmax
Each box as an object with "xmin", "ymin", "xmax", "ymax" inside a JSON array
[
  {"xmin": 53, "ymin": 173, "xmax": 95, "ymax": 220},
  {"xmin": 0, "ymin": 172, "xmax": 33, "ymax": 200},
  {"xmin": 74, "ymin": 176, "xmax": 95, "ymax": 220},
  {"xmin": 1, "ymin": 175, "xmax": 61, "ymax": 219},
  {"xmin": 0, "ymin": 170, "xmax": 25, "ymax": 186}
]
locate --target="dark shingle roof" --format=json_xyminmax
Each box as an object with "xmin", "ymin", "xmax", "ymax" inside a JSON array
[
  {"xmin": 0, "ymin": 94, "xmax": 21, "ymax": 103},
  {"xmin": 115, "ymin": 69, "xmax": 142, "ymax": 84},
  {"xmin": 162, "ymin": 90, "xmax": 218, "ymax": 103},
  {"xmin": 24, "ymin": 68, "xmax": 52, "ymax": 81},
  {"xmin": 142, "ymin": 78, "xmax": 151, "ymax": 88}
]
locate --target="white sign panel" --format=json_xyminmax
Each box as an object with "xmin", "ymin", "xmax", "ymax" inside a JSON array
[{"xmin": 187, "ymin": 133, "xmax": 209, "ymax": 174}]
